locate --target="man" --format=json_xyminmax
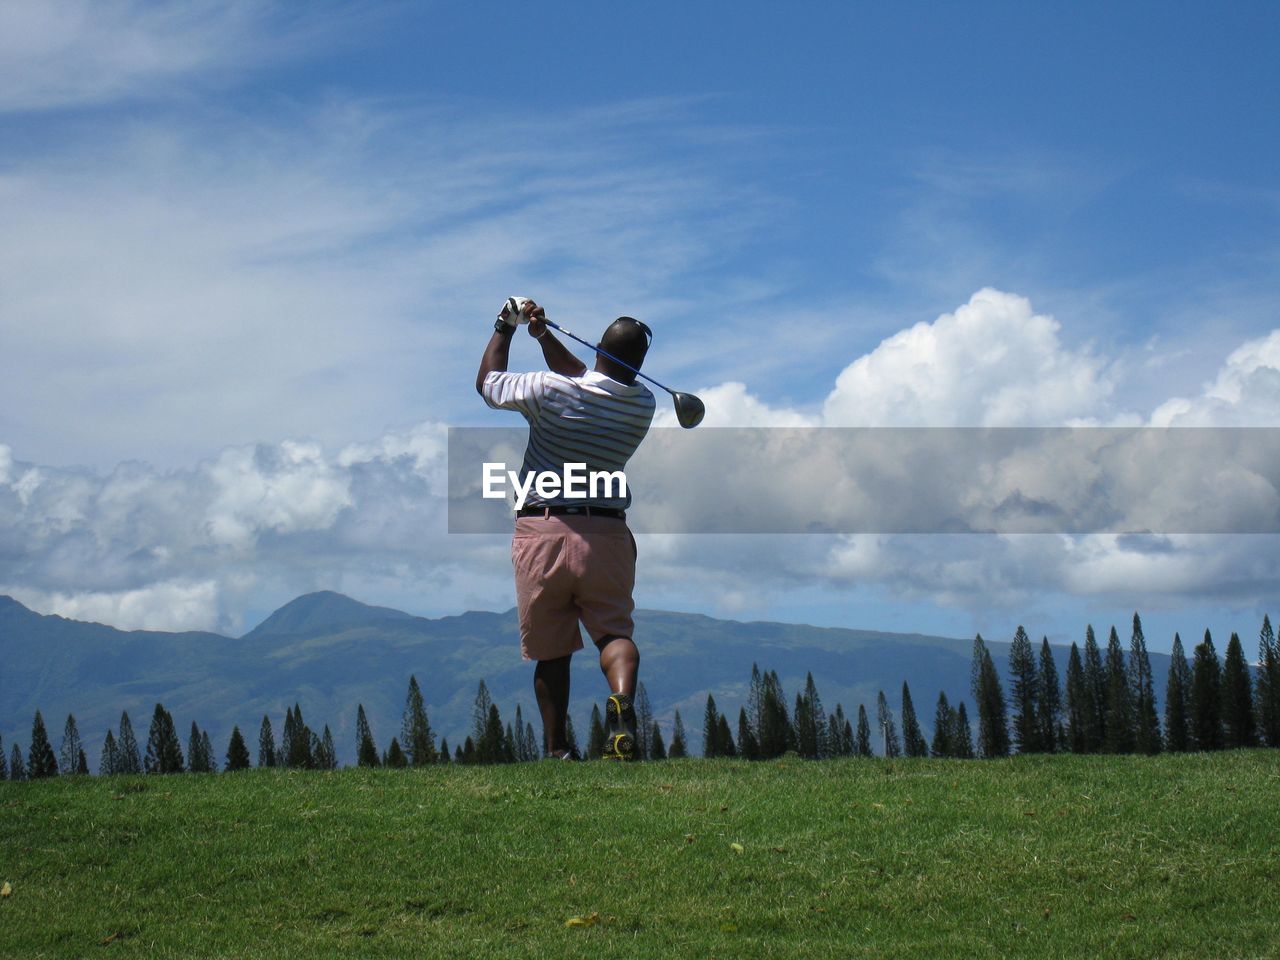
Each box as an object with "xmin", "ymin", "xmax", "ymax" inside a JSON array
[{"xmin": 476, "ymin": 297, "xmax": 656, "ymax": 760}]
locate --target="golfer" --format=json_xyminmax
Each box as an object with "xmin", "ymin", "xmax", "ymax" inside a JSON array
[{"xmin": 477, "ymin": 297, "xmax": 656, "ymax": 760}]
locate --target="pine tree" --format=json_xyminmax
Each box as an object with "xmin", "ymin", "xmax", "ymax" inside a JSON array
[
  {"xmin": 356, "ymin": 704, "xmax": 379, "ymax": 767},
  {"xmin": 10, "ymin": 744, "xmax": 26, "ymax": 781},
  {"xmin": 479, "ymin": 703, "xmax": 506, "ymax": 763},
  {"xmin": 1064, "ymin": 643, "xmax": 1086, "ymax": 753},
  {"xmin": 737, "ymin": 707, "xmax": 759, "ymax": 759},
  {"xmin": 900, "ymin": 683, "xmax": 927, "ymax": 757},
  {"xmin": 953, "ymin": 703, "xmax": 975, "ymax": 758},
  {"xmin": 513, "ymin": 706, "xmax": 534, "ymax": 762},
  {"xmin": 0, "ymin": 734, "xmax": 5, "ymax": 781},
  {"xmin": 1037, "ymin": 638, "xmax": 1063, "ymax": 753},
  {"xmin": 523, "ymin": 722, "xmax": 537, "ymax": 762},
  {"xmin": 226, "ymin": 726, "xmax": 251, "ymax": 770},
  {"xmin": 258, "ymin": 714, "xmax": 277, "ymax": 768},
  {"xmin": 471, "ymin": 679, "xmax": 493, "ymax": 746},
  {"xmin": 1190, "ymin": 630, "xmax": 1223, "ymax": 751},
  {"xmin": 58, "ymin": 714, "xmax": 83, "ymax": 775},
  {"xmin": 385, "ymin": 737, "xmax": 407, "ymax": 767},
  {"xmin": 650, "ymin": 722, "xmax": 667, "ymax": 760},
  {"xmin": 201, "ymin": 732, "xmax": 215, "ymax": 773},
  {"xmin": 503, "ymin": 722, "xmax": 517, "ymax": 763},
  {"xmin": 404, "ymin": 676, "xmax": 436, "ymax": 766},
  {"xmin": 144, "ymin": 704, "xmax": 183, "ymax": 774},
  {"xmin": 111, "ymin": 711, "xmax": 138, "ymax": 775},
  {"xmin": 828, "ymin": 705, "xmax": 851, "ymax": 757},
  {"xmin": 461, "ymin": 737, "xmax": 475, "ymax": 764},
  {"xmin": 1256, "ymin": 615, "xmax": 1280, "ymax": 747},
  {"xmin": 793, "ymin": 691, "xmax": 813, "ymax": 758},
  {"xmin": 287, "ymin": 703, "xmax": 314, "ymax": 768},
  {"xmin": 586, "ymin": 703, "xmax": 607, "ymax": 760},
  {"xmin": 1221, "ymin": 632, "xmax": 1257, "ymax": 749},
  {"xmin": 188, "ymin": 721, "xmax": 209, "ymax": 773},
  {"xmin": 27, "ymin": 710, "xmax": 58, "ymax": 778},
  {"xmin": 438, "ymin": 739, "xmax": 450, "ymax": 764},
  {"xmin": 715, "ymin": 713, "xmax": 737, "ymax": 757},
  {"xmin": 1008, "ymin": 627, "xmax": 1040, "ymax": 753},
  {"xmin": 1103, "ymin": 626, "xmax": 1135, "ymax": 753},
  {"xmin": 759, "ymin": 671, "xmax": 792, "ymax": 758},
  {"xmin": 971, "ymin": 635, "xmax": 1009, "ymax": 758},
  {"xmin": 635, "ymin": 683, "xmax": 654, "ymax": 760},
  {"xmin": 99, "ymin": 730, "xmax": 118, "ymax": 776},
  {"xmin": 702, "ymin": 694, "xmax": 720, "ymax": 758},
  {"xmin": 876, "ymin": 691, "xmax": 901, "ymax": 758},
  {"xmin": 281, "ymin": 706, "xmax": 296, "ymax": 766},
  {"xmin": 795, "ymin": 673, "xmax": 828, "ymax": 758},
  {"xmin": 1129, "ymin": 614, "xmax": 1161, "ymax": 754},
  {"xmin": 1082, "ymin": 625, "xmax": 1108, "ymax": 752},
  {"xmin": 931, "ymin": 692, "xmax": 953, "ymax": 758},
  {"xmin": 319, "ymin": 726, "xmax": 337, "ymax": 770},
  {"xmin": 1164, "ymin": 633, "xmax": 1192, "ymax": 752},
  {"xmin": 747, "ymin": 663, "xmax": 765, "ymax": 754},
  {"xmin": 669, "ymin": 710, "xmax": 688, "ymax": 759},
  {"xmin": 565, "ymin": 714, "xmax": 579, "ymax": 756},
  {"xmin": 453, "ymin": 743, "xmax": 464, "ymax": 763},
  {"xmin": 855, "ymin": 704, "xmax": 873, "ymax": 757}
]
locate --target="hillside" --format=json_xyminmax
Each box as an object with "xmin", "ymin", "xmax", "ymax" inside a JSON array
[{"xmin": 0, "ymin": 593, "xmax": 1170, "ymax": 768}]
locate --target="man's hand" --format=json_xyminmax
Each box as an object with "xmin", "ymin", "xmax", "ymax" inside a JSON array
[{"xmin": 497, "ymin": 296, "xmax": 543, "ymax": 331}]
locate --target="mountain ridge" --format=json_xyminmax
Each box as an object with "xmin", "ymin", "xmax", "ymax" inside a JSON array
[{"xmin": 0, "ymin": 592, "xmax": 1171, "ymax": 768}]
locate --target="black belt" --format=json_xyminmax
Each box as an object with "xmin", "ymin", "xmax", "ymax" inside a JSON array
[{"xmin": 516, "ymin": 504, "xmax": 626, "ymax": 520}]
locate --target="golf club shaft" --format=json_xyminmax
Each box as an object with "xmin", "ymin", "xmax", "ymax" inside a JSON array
[{"xmin": 542, "ymin": 318, "xmax": 678, "ymax": 397}]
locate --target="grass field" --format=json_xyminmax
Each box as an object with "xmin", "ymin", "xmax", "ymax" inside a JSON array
[{"xmin": 2, "ymin": 751, "xmax": 1278, "ymax": 958}]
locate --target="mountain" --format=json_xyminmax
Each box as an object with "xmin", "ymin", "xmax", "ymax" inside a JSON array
[
  {"xmin": 0, "ymin": 592, "xmax": 1172, "ymax": 768},
  {"xmin": 242, "ymin": 591, "xmax": 413, "ymax": 641}
]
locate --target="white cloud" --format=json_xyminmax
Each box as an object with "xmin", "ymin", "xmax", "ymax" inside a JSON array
[
  {"xmin": 3, "ymin": 579, "xmax": 221, "ymax": 632},
  {"xmin": 1150, "ymin": 329, "xmax": 1280, "ymax": 426},
  {"xmin": 652, "ymin": 382, "xmax": 818, "ymax": 429},
  {"xmin": 0, "ymin": 0, "xmax": 334, "ymax": 112},
  {"xmin": 0, "ymin": 95, "xmax": 765, "ymax": 469},
  {"xmin": 822, "ymin": 288, "xmax": 1112, "ymax": 427},
  {"xmin": 5, "ymin": 288, "xmax": 1280, "ymax": 633},
  {"xmin": 204, "ymin": 441, "xmax": 353, "ymax": 550}
]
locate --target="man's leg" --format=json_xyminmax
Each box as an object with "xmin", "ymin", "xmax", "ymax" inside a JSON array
[
  {"xmin": 596, "ymin": 635, "xmax": 639, "ymax": 759},
  {"xmin": 533, "ymin": 653, "xmax": 573, "ymax": 757},
  {"xmin": 596, "ymin": 634, "xmax": 639, "ymax": 696}
]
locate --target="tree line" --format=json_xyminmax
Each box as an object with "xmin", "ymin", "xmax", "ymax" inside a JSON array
[
  {"xmin": 4, "ymin": 612, "xmax": 1278, "ymax": 778},
  {"xmin": 693, "ymin": 612, "xmax": 1280, "ymax": 761}
]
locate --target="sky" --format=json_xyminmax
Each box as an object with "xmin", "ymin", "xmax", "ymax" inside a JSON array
[{"xmin": 2, "ymin": 1, "xmax": 1279, "ymax": 654}]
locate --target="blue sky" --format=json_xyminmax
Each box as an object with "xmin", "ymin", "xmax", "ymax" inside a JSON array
[{"xmin": 2, "ymin": 1, "xmax": 1279, "ymax": 654}]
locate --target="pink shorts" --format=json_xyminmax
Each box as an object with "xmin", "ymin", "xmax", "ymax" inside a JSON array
[{"xmin": 511, "ymin": 513, "xmax": 638, "ymax": 661}]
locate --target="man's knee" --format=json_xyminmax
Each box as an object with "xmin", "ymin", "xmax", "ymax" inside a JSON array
[{"xmin": 595, "ymin": 634, "xmax": 637, "ymax": 658}]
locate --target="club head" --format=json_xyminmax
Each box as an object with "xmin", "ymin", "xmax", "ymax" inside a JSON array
[{"xmin": 672, "ymin": 392, "xmax": 705, "ymax": 429}]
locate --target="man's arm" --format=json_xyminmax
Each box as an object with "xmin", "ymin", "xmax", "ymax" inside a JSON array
[
  {"xmin": 476, "ymin": 325, "xmax": 515, "ymax": 394},
  {"xmin": 528, "ymin": 317, "xmax": 587, "ymax": 378}
]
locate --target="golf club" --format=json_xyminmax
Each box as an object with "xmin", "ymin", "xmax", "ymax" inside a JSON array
[{"xmin": 541, "ymin": 318, "xmax": 705, "ymax": 428}]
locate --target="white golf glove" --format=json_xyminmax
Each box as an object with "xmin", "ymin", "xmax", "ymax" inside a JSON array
[{"xmin": 496, "ymin": 296, "xmax": 535, "ymax": 330}]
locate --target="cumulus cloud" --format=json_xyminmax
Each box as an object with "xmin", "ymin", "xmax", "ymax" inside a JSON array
[
  {"xmin": 6, "ymin": 290, "xmax": 1280, "ymax": 633},
  {"xmin": 205, "ymin": 442, "xmax": 352, "ymax": 550},
  {"xmin": 822, "ymin": 288, "xmax": 1113, "ymax": 426},
  {"xmin": 652, "ymin": 382, "xmax": 818, "ymax": 429},
  {"xmin": 1151, "ymin": 329, "xmax": 1280, "ymax": 426}
]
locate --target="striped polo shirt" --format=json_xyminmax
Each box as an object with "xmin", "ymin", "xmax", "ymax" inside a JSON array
[{"xmin": 482, "ymin": 369, "xmax": 656, "ymax": 510}]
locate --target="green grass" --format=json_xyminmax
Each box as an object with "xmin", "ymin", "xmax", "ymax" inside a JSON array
[{"xmin": 2, "ymin": 752, "xmax": 1279, "ymax": 958}]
